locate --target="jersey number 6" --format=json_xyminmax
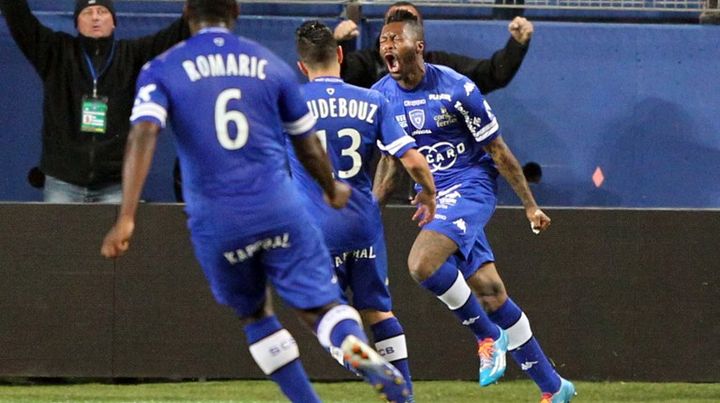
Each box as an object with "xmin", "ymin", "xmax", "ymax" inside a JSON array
[{"xmin": 215, "ymin": 88, "xmax": 249, "ymax": 150}]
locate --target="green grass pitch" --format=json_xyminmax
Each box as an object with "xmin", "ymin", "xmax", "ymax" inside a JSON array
[{"xmin": 1, "ymin": 380, "xmax": 719, "ymax": 402}]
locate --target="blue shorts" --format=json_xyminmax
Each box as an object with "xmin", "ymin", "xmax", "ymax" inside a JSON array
[
  {"xmin": 190, "ymin": 218, "xmax": 341, "ymax": 317},
  {"xmin": 332, "ymin": 235, "xmax": 392, "ymax": 312},
  {"xmin": 423, "ymin": 181, "xmax": 496, "ymax": 277}
]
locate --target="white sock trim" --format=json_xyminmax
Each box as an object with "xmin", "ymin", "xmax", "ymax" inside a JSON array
[
  {"xmin": 506, "ymin": 312, "xmax": 533, "ymax": 350},
  {"xmin": 316, "ymin": 305, "xmax": 363, "ymax": 349},
  {"xmin": 374, "ymin": 334, "xmax": 408, "ymax": 362},
  {"xmin": 248, "ymin": 329, "xmax": 299, "ymax": 375},
  {"xmin": 437, "ymin": 270, "xmax": 472, "ymax": 310}
]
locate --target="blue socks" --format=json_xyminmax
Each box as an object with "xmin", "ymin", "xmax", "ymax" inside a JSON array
[
  {"xmin": 371, "ymin": 317, "xmax": 413, "ymax": 394},
  {"xmin": 420, "ymin": 262, "xmax": 499, "ymax": 340},
  {"xmin": 489, "ymin": 298, "xmax": 561, "ymax": 394},
  {"xmin": 245, "ymin": 316, "xmax": 321, "ymax": 403}
]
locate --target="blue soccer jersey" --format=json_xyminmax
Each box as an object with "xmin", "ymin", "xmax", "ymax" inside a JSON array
[
  {"xmin": 372, "ymin": 63, "xmax": 501, "ymax": 192},
  {"xmin": 129, "ymin": 27, "xmax": 343, "ymax": 314},
  {"xmin": 130, "ymin": 28, "xmax": 316, "ymax": 236},
  {"xmin": 288, "ymin": 77, "xmax": 416, "ymax": 253},
  {"xmin": 373, "ymin": 64, "xmax": 503, "ymax": 262}
]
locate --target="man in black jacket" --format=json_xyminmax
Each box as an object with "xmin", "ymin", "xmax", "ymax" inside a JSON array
[
  {"xmin": 336, "ymin": 1, "xmax": 533, "ymax": 92},
  {"xmin": 0, "ymin": 0, "xmax": 189, "ymax": 202}
]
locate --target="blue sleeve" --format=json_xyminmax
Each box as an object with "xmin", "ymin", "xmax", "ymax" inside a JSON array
[
  {"xmin": 450, "ymin": 79, "xmax": 501, "ymax": 146},
  {"xmin": 275, "ymin": 60, "xmax": 316, "ymax": 138},
  {"xmin": 130, "ymin": 62, "xmax": 169, "ymax": 128},
  {"xmin": 375, "ymin": 93, "xmax": 416, "ymax": 158}
]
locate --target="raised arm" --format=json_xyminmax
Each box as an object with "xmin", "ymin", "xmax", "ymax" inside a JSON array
[
  {"xmin": 0, "ymin": 0, "xmax": 63, "ymax": 77},
  {"xmin": 483, "ymin": 135, "xmax": 550, "ymax": 233},
  {"xmin": 426, "ymin": 17, "xmax": 533, "ymax": 94},
  {"xmin": 101, "ymin": 121, "xmax": 160, "ymax": 258}
]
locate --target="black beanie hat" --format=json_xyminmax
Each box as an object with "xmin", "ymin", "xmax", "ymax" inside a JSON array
[{"xmin": 74, "ymin": 0, "xmax": 117, "ymax": 27}]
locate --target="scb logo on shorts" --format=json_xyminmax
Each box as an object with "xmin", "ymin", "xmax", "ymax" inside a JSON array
[{"xmin": 418, "ymin": 141, "xmax": 466, "ymax": 172}]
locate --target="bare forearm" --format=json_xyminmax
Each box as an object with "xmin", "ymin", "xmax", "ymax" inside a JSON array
[
  {"xmin": 373, "ymin": 154, "xmax": 401, "ymax": 205},
  {"xmin": 119, "ymin": 124, "xmax": 159, "ymax": 220},
  {"xmin": 292, "ymin": 134, "xmax": 336, "ymax": 198},
  {"xmin": 485, "ymin": 138, "xmax": 537, "ymax": 210},
  {"xmin": 400, "ymin": 149, "xmax": 435, "ymax": 196}
]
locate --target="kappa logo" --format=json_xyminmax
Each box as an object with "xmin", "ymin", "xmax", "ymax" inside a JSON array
[
  {"xmin": 213, "ymin": 37, "xmax": 225, "ymax": 47},
  {"xmin": 326, "ymin": 88, "xmax": 335, "ymax": 95},
  {"xmin": 409, "ymin": 109, "xmax": 425, "ymax": 129},
  {"xmin": 462, "ymin": 315, "xmax": 480, "ymax": 326},
  {"xmin": 521, "ymin": 361, "xmax": 539, "ymax": 371},
  {"xmin": 453, "ymin": 218, "xmax": 467, "ymax": 234},
  {"xmin": 464, "ymin": 82, "xmax": 476, "ymax": 96}
]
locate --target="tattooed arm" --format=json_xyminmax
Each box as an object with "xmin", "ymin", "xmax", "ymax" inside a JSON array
[{"xmin": 484, "ymin": 135, "xmax": 551, "ymax": 233}]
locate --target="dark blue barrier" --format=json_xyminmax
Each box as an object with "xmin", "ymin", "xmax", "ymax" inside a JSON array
[
  {"xmin": 402, "ymin": 20, "xmax": 720, "ymax": 207},
  {"xmin": 1, "ymin": 5, "xmax": 719, "ymax": 206}
]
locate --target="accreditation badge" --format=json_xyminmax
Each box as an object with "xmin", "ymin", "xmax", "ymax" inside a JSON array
[{"xmin": 80, "ymin": 95, "xmax": 109, "ymax": 134}]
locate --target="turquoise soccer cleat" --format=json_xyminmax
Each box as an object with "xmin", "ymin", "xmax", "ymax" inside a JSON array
[
  {"xmin": 478, "ymin": 327, "xmax": 508, "ymax": 387},
  {"xmin": 540, "ymin": 378, "xmax": 576, "ymax": 403}
]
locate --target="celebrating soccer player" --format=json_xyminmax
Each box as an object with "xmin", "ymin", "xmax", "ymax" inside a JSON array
[
  {"xmin": 290, "ymin": 20, "xmax": 436, "ymax": 401},
  {"xmin": 372, "ymin": 9, "xmax": 575, "ymax": 403}
]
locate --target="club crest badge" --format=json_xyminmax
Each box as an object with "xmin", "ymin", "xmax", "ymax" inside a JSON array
[{"xmin": 409, "ymin": 109, "xmax": 425, "ymax": 130}]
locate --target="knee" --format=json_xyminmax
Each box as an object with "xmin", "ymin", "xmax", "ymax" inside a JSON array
[
  {"xmin": 296, "ymin": 302, "xmax": 338, "ymax": 328},
  {"xmin": 476, "ymin": 283, "xmax": 507, "ymax": 312},
  {"xmin": 407, "ymin": 253, "xmax": 435, "ymax": 282}
]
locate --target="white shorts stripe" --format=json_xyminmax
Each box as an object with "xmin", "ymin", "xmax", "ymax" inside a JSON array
[{"xmin": 437, "ymin": 270, "xmax": 472, "ymax": 310}]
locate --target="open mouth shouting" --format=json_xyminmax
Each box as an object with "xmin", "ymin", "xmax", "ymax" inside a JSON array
[{"xmin": 384, "ymin": 53, "xmax": 400, "ymax": 75}]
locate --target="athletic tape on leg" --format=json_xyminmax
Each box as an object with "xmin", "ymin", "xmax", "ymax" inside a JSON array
[
  {"xmin": 248, "ymin": 329, "xmax": 299, "ymax": 375},
  {"xmin": 506, "ymin": 312, "xmax": 533, "ymax": 350},
  {"xmin": 374, "ymin": 334, "xmax": 408, "ymax": 362},
  {"xmin": 438, "ymin": 270, "xmax": 473, "ymax": 310}
]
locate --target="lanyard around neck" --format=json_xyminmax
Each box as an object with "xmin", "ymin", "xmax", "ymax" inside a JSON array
[{"xmin": 82, "ymin": 41, "xmax": 117, "ymax": 98}]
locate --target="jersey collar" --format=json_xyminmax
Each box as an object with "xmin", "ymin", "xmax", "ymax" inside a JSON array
[
  {"xmin": 197, "ymin": 27, "xmax": 231, "ymax": 35},
  {"xmin": 311, "ymin": 76, "xmax": 344, "ymax": 84}
]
